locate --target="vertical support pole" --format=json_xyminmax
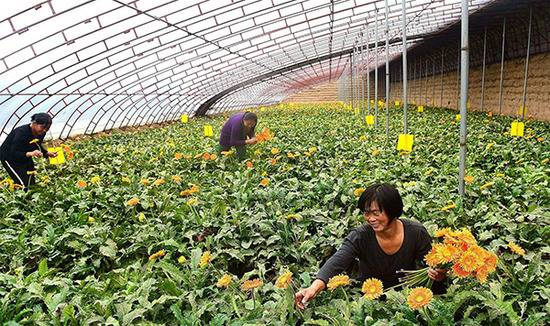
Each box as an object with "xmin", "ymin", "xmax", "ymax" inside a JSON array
[
  {"xmin": 456, "ymin": 47, "xmax": 460, "ymax": 110},
  {"xmin": 402, "ymin": 0, "xmax": 408, "ymax": 134},
  {"xmin": 520, "ymin": 7, "xmax": 532, "ymax": 121},
  {"xmin": 458, "ymin": 0, "xmax": 469, "ymax": 196},
  {"xmin": 374, "ymin": 12, "xmax": 379, "ymax": 127},
  {"xmin": 385, "ymin": 0, "xmax": 390, "ymax": 139},
  {"xmin": 366, "ymin": 26, "xmax": 370, "ymax": 115},
  {"xmin": 425, "ymin": 58, "xmax": 429, "ymax": 105},
  {"xmin": 498, "ymin": 17, "xmax": 506, "ymax": 115},
  {"xmin": 432, "ymin": 57, "xmax": 435, "ymax": 107},
  {"xmin": 419, "ymin": 59, "xmax": 423, "ymax": 105},
  {"xmin": 361, "ymin": 33, "xmax": 365, "ymax": 118},
  {"xmin": 349, "ymin": 52, "xmax": 355, "ymax": 110},
  {"xmin": 480, "ymin": 26, "xmax": 487, "ymax": 112},
  {"xmin": 413, "ymin": 58, "xmax": 417, "ymax": 104},
  {"xmin": 440, "ymin": 48, "xmax": 444, "ymax": 107}
]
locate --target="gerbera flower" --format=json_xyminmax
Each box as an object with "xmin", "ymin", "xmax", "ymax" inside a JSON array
[
  {"xmin": 259, "ymin": 178, "xmax": 269, "ymax": 187},
  {"xmin": 458, "ymin": 246, "xmax": 485, "ymax": 272},
  {"xmin": 149, "ymin": 249, "xmax": 166, "ymax": 261},
  {"xmin": 76, "ymin": 180, "xmax": 87, "ymax": 188},
  {"xmin": 127, "ymin": 197, "xmax": 140, "ymax": 206},
  {"xmin": 361, "ymin": 278, "xmax": 383, "ymax": 300},
  {"xmin": 508, "ymin": 241, "xmax": 525, "ymax": 256},
  {"xmin": 275, "ymin": 271, "xmax": 293, "ymax": 289},
  {"xmin": 216, "ymin": 274, "xmax": 232, "ymax": 288},
  {"xmin": 327, "ymin": 274, "xmax": 349, "ymax": 291},
  {"xmin": 241, "ymin": 278, "xmax": 263, "ymax": 291},
  {"xmin": 354, "ymin": 188, "xmax": 365, "ymax": 197},
  {"xmin": 199, "ymin": 251, "xmax": 212, "ymax": 267},
  {"xmin": 271, "ymin": 148, "xmax": 280, "ymax": 155},
  {"xmin": 407, "ymin": 287, "xmax": 433, "ymax": 310}
]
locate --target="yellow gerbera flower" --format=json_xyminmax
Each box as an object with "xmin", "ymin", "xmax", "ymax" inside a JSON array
[
  {"xmin": 216, "ymin": 274, "xmax": 232, "ymax": 288},
  {"xmin": 199, "ymin": 251, "xmax": 212, "ymax": 268},
  {"xmin": 407, "ymin": 287, "xmax": 433, "ymax": 310},
  {"xmin": 138, "ymin": 212, "xmax": 145, "ymax": 222},
  {"xmin": 354, "ymin": 188, "xmax": 365, "ymax": 197},
  {"xmin": 440, "ymin": 203, "xmax": 456, "ymax": 211},
  {"xmin": 171, "ymin": 175, "xmax": 182, "ymax": 183},
  {"xmin": 275, "ymin": 271, "xmax": 293, "ymax": 289},
  {"xmin": 140, "ymin": 179, "xmax": 150, "ymax": 186},
  {"xmin": 178, "ymin": 256, "xmax": 187, "ymax": 264},
  {"xmin": 241, "ymin": 278, "xmax": 263, "ymax": 291},
  {"xmin": 508, "ymin": 241, "xmax": 525, "ymax": 256},
  {"xmin": 90, "ymin": 176, "xmax": 100, "ymax": 184},
  {"xmin": 153, "ymin": 178, "xmax": 165, "ymax": 186},
  {"xmin": 186, "ymin": 198, "xmax": 198, "ymax": 206},
  {"xmin": 29, "ymin": 139, "xmax": 39, "ymax": 144},
  {"xmin": 271, "ymin": 148, "xmax": 280, "ymax": 155},
  {"xmin": 121, "ymin": 176, "xmax": 131, "ymax": 183},
  {"xmin": 327, "ymin": 274, "xmax": 349, "ymax": 291},
  {"xmin": 361, "ymin": 278, "xmax": 383, "ymax": 300}
]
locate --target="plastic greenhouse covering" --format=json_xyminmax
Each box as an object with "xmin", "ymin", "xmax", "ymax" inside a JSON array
[{"xmin": 0, "ymin": 0, "xmax": 494, "ymax": 142}]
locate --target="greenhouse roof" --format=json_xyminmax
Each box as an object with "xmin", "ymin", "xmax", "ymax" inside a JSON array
[{"xmin": 0, "ymin": 0, "xmax": 496, "ymax": 140}]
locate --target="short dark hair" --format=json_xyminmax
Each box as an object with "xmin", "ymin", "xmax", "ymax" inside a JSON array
[
  {"xmin": 357, "ymin": 183, "xmax": 403, "ymax": 220},
  {"xmin": 243, "ymin": 112, "xmax": 257, "ymax": 123},
  {"xmin": 31, "ymin": 113, "xmax": 52, "ymax": 127}
]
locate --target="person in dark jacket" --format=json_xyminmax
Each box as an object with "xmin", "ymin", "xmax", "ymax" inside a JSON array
[
  {"xmin": 218, "ymin": 112, "xmax": 257, "ymax": 160},
  {"xmin": 295, "ymin": 183, "xmax": 447, "ymax": 309},
  {"xmin": 0, "ymin": 113, "xmax": 57, "ymax": 190}
]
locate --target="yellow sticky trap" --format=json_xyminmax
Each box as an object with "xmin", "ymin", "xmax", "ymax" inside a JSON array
[
  {"xmin": 365, "ymin": 115, "xmax": 375, "ymax": 125},
  {"xmin": 455, "ymin": 114, "xmax": 461, "ymax": 122},
  {"xmin": 518, "ymin": 106, "xmax": 527, "ymax": 116},
  {"xmin": 48, "ymin": 147, "xmax": 65, "ymax": 165},
  {"xmin": 510, "ymin": 121, "xmax": 524, "ymax": 137},
  {"xmin": 397, "ymin": 134, "xmax": 414, "ymax": 152},
  {"xmin": 204, "ymin": 125, "xmax": 213, "ymax": 137},
  {"xmin": 417, "ymin": 105, "xmax": 424, "ymax": 113},
  {"xmin": 394, "ymin": 100, "xmax": 400, "ymax": 107},
  {"xmin": 180, "ymin": 114, "xmax": 188, "ymax": 123}
]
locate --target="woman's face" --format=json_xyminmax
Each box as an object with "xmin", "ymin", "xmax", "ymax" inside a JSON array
[
  {"xmin": 243, "ymin": 119, "xmax": 256, "ymax": 131},
  {"xmin": 31, "ymin": 122, "xmax": 49, "ymax": 136},
  {"xmin": 363, "ymin": 201, "xmax": 392, "ymax": 232}
]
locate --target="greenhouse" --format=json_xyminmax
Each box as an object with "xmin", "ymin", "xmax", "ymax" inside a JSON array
[{"xmin": 0, "ymin": 0, "xmax": 548, "ymax": 324}]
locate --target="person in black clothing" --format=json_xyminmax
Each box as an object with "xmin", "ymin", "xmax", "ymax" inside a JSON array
[
  {"xmin": 0, "ymin": 113, "xmax": 57, "ymax": 190},
  {"xmin": 295, "ymin": 183, "xmax": 447, "ymax": 309}
]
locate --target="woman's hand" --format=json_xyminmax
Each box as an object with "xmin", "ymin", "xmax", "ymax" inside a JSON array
[
  {"xmin": 428, "ymin": 268, "xmax": 447, "ymax": 282},
  {"xmin": 245, "ymin": 137, "xmax": 257, "ymax": 145},
  {"xmin": 295, "ymin": 279, "xmax": 325, "ymax": 310},
  {"xmin": 26, "ymin": 150, "xmax": 42, "ymax": 158},
  {"xmin": 47, "ymin": 151, "xmax": 58, "ymax": 158}
]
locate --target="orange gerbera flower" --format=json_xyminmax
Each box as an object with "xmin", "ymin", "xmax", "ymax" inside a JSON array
[
  {"xmin": 327, "ymin": 274, "xmax": 349, "ymax": 291},
  {"xmin": 149, "ymin": 249, "xmax": 166, "ymax": 261},
  {"xmin": 246, "ymin": 161, "xmax": 253, "ymax": 169},
  {"xmin": 407, "ymin": 287, "xmax": 433, "ymax": 310},
  {"xmin": 127, "ymin": 197, "xmax": 140, "ymax": 206},
  {"xmin": 241, "ymin": 278, "xmax": 263, "ymax": 291},
  {"xmin": 361, "ymin": 278, "xmax": 383, "ymax": 300},
  {"xmin": 202, "ymin": 153, "xmax": 211, "ymax": 160},
  {"xmin": 255, "ymin": 128, "xmax": 273, "ymax": 142},
  {"xmin": 452, "ymin": 262, "xmax": 471, "ymax": 278},
  {"xmin": 259, "ymin": 178, "xmax": 269, "ymax": 187},
  {"xmin": 458, "ymin": 246, "xmax": 484, "ymax": 272},
  {"xmin": 464, "ymin": 175, "xmax": 474, "ymax": 184},
  {"xmin": 76, "ymin": 180, "xmax": 87, "ymax": 188},
  {"xmin": 174, "ymin": 152, "xmax": 183, "ymax": 160}
]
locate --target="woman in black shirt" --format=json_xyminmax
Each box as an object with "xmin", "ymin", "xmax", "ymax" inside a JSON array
[
  {"xmin": 0, "ymin": 113, "xmax": 56, "ymax": 190},
  {"xmin": 295, "ymin": 183, "xmax": 446, "ymax": 309}
]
